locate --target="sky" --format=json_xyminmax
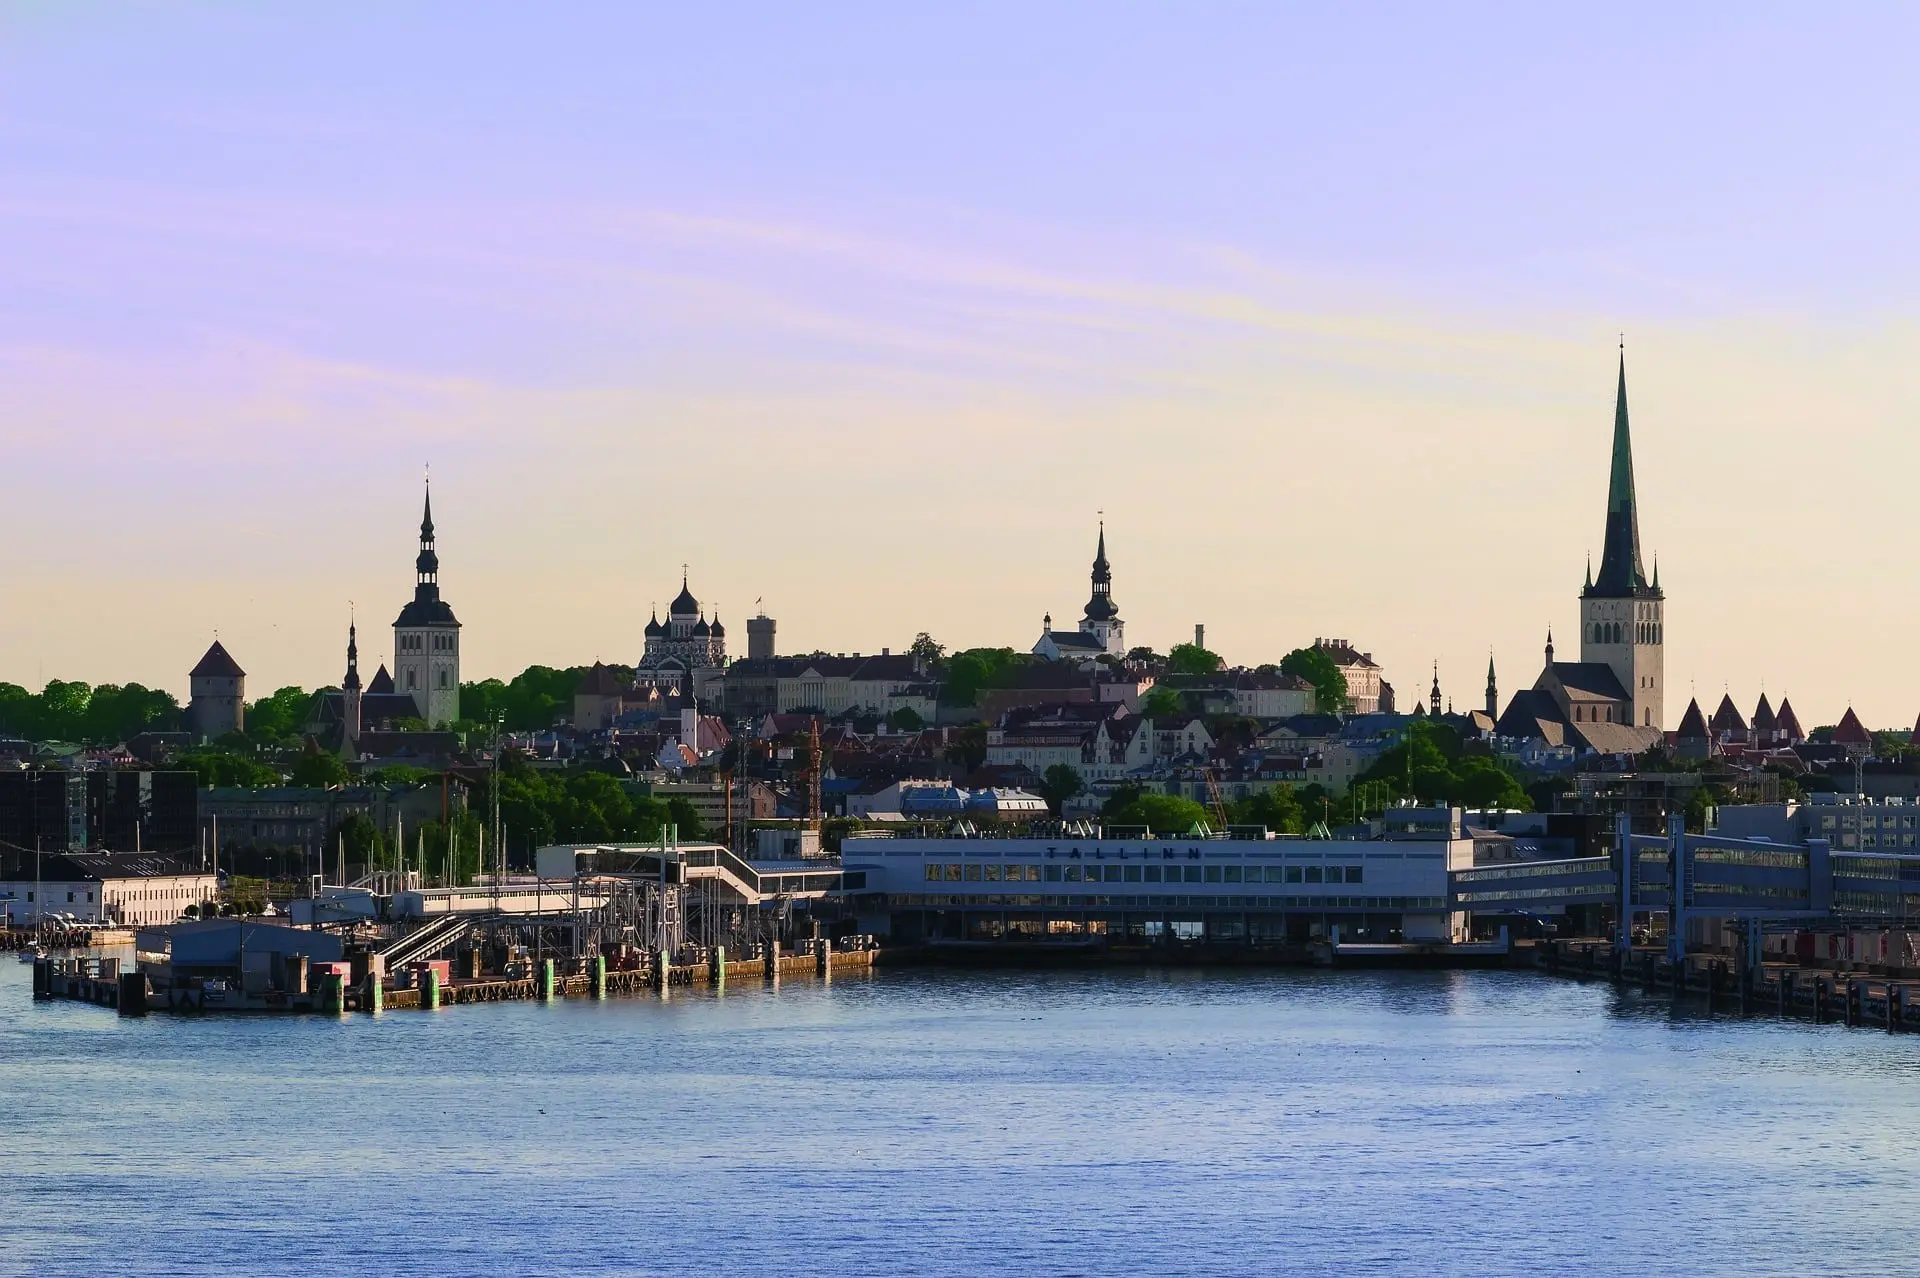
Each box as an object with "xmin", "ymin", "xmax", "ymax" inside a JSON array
[{"xmin": 3, "ymin": 3, "xmax": 1919, "ymax": 728}]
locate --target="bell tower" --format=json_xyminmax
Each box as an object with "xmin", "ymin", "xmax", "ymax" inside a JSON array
[
  {"xmin": 1579, "ymin": 349, "xmax": 1664, "ymax": 730},
  {"xmin": 392, "ymin": 476, "xmax": 462, "ymax": 726}
]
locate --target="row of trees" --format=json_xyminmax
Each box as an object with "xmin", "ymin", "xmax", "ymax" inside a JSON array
[{"xmin": 0, "ymin": 680, "xmax": 181, "ymax": 744}]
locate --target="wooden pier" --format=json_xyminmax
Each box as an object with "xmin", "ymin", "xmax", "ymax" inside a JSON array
[
  {"xmin": 1539, "ymin": 938, "xmax": 1920, "ymax": 1031},
  {"xmin": 33, "ymin": 939, "xmax": 878, "ymax": 1017}
]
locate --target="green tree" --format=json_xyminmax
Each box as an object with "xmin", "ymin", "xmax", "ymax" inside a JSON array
[
  {"xmin": 288, "ymin": 752, "xmax": 351, "ymax": 788},
  {"xmin": 1103, "ymin": 789, "xmax": 1213, "ymax": 833},
  {"xmin": 1140, "ymin": 686, "xmax": 1184, "ymax": 720},
  {"xmin": 887, "ymin": 706, "xmax": 925, "ymax": 731},
  {"xmin": 1355, "ymin": 719, "xmax": 1530, "ymax": 811},
  {"xmin": 940, "ymin": 648, "xmax": 1028, "ymax": 708},
  {"xmin": 246, "ymin": 686, "xmax": 313, "ymax": 743},
  {"xmin": 1279, "ymin": 647, "xmax": 1351, "ymax": 714},
  {"xmin": 178, "ymin": 750, "xmax": 282, "ymax": 788},
  {"xmin": 942, "ymin": 724, "xmax": 989, "ymax": 772},
  {"xmin": 1038, "ymin": 763, "xmax": 1085, "ymax": 816},
  {"xmin": 1227, "ymin": 786, "xmax": 1306, "ymax": 833},
  {"xmin": 1165, "ymin": 643, "xmax": 1223, "ymax": 675},
  {"xmin": 363, "ymin": 764, "xmax": 433, "ymax": 787},
  {"xmin": 909, "ymin": 633, "xmax": 946, "ymax": 668}
]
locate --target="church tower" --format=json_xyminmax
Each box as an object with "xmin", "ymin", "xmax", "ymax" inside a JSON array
[
  {"xmin": 1484, "ymin": 655, "xmax": 1497, "ymax": 719},
  {"xmin": 1081, "ymin": 522, "xmax": 1124, "ymax": 654},
  {"xmin": 1579, "ymin": 350, "xmax": 1664, "ymax": 730},
  {"xmin": 342, "ymin": 619, "xmax": 363, "ymax": 745},
  {"xmin": 392, "ymin": 478, "xmax": 461, "ymax": 726}
]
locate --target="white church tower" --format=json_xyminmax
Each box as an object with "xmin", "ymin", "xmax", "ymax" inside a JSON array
[{"xmin": 392, "ymin": 479, "xmax": 461, "ymax": 726}]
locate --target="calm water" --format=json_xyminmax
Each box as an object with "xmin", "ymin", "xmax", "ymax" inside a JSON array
[{"xmin": 2, "ymin": 958, "xmax": 1917, "ymax": 1277}]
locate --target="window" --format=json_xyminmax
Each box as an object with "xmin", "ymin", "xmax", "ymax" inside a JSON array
[
  {"xmin": 1183, "ymin": 866, "xmax": 1202, "ymax": 884},
  {"xmin": 1064, "ymin": 866, "xmax": 1082, "ymax": 882},
  {"xmin": 1204, "ymin": 865, "xmax": 1222, "ymax": 883},
  {"xmin": 944, "ymin": 864, "xmax": 962, "ymax": 881},
  {"xmin": 1223, "ymin": 866, "xmax": 1242, "ymax": 883},
  {"xmin": 1124, "ymin": 865, "xmax": 1142, "ymax": 882},
  {"xmin": 964, "ymin": 863, "xmax": 982, "ymax": 881},
  {"xmin": 1144, "ymin": 865, "xmax": 1162, "ymax": 882},
  {"xmin": 1345, "ymin": 866, "xmax": 1364, "ymax": 884},
  {"xmin": 1285, "ymin": 866, "xmax": 1302, "ymax": 884},
  {"xmin": 1044, "ymin": 864, "xmax": 1062, "ymax": 882},
  {"xmin": 984, "ymin": 865, "xmax": 1001, "ymax": 882},
  {"xmin": 1305, "ymin": 866, "xmax": 1324, "ymax": 883},
  {"xmin": 1105, "ymin": 865, "xmax": 1124, "ymax": 883}
]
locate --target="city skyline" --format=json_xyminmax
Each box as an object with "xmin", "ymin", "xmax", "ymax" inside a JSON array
[{"xmin": 6, "ymin": 7, "xmax": 1920, "ymax": 722}]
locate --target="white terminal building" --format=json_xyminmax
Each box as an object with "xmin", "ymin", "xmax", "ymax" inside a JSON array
[{"xmin": 839, "ymin": 809, "xmax": 1468, "ymax": 946}]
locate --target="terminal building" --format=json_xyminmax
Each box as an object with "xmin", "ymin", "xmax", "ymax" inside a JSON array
[{"xmin": 839, "ymin": 817, "xmax": 1461, "ymax": 945}]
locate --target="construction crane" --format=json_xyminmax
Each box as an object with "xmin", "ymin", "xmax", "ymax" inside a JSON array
[
  {"xmin": 1202, "ymin": 767, "xmax": 1229, "ymax": 831},
  {"xmin": 809, "ymin": 717, "xmax": 824, "ymax": 834}
]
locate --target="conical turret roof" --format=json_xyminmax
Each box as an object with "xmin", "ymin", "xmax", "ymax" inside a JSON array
[
  {"xmin": 1833, "ymin": 707, "xmax": 1871, "ymax": 746},
  {"xmin": 1675, "ymin": 698, "xmax": 1710, "ymax": 741}
]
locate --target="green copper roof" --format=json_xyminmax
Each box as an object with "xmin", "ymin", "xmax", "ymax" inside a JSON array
[{"xmin": 1589, "ymin": 350, "xmax": 1657, "ymax": 598}]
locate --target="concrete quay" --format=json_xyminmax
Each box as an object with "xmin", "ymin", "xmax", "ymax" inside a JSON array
[{"xmin": 1539, "ymin": 937, "xmax": 1920, "ymax": 1031}]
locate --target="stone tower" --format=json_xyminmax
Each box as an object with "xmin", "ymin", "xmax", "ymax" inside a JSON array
[
  {"xmin": 392, "ymin": 479, "xmax": 461, "ymax": 726},
  {"xmin": 747, "ymin": 610, "xmax": 777, "ymax": 661},
  {"xmin": 1579, "ymin": 350, "xmax": 1664, "ymax": 730},
  {"xmin": 187, "ymin": 640, "xmax": 246, "ymax": 739}
]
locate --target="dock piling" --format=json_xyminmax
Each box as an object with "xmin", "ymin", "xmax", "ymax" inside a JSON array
[{"xmin": 423, "ymin": 968, "xmax": 440, "ymax": 1011}]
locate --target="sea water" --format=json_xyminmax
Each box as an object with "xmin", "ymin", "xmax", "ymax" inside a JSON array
[{"xmin": 2, "ymin": 960, "xmax": 1916, "ymax": 1276}]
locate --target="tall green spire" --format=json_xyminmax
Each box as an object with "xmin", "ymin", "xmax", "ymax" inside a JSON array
[{"xmin": 1589, "ymin": 347, "xmax": 1655, "ymax": 597}]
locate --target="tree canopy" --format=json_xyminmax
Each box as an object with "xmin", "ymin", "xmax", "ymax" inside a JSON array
[
  {"xmin": 940, "ymin": 648, "xmax": 1028, "ymax": 707},
  {"xmin": 1165, "ymin": 643, "xmax": 1223, "ymax": 675},
  {"xmin": 1140, "ymin": 686, "xmax": 1185, "ymax": 720},
  {"xmin": 178, "ymin": 750, "xmax": 282, "ymax": 788},
  {"xmin": 0, "ymin": 679, "xmax": 181, "ymax": 744},
  {"xmin": 1101, "ymin": 785, "xmax": 1213, "ymax": 834},
  {"xmin": 245, "ymin": 686, "xmax": 313, "ymax": 744},
  {"xmin": 475, "ymin": 756, "xmax": 708, "ymax": 864},
  {"xmin": 1354, "ymin": 719, "xmax": 1530, "ymax": 811},
  {"xmin": 1279, "ymin": 647, "xmax": 1351, "ymax": 714},
  {"xmin": 460, "ymin": 665, "xmax": 586, "ymax": 731},
  {"xmin": 1038, "ymin": 763, "xmax": 1085, "ymax": 815}
]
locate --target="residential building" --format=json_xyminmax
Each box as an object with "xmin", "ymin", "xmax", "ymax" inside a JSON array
[{"xmin": 1313, "ymin": 639, "xmax": 1385, "ymax": 714}]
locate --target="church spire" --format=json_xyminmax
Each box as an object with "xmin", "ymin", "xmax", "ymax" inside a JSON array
[
  {"xmin": 414, "ymin": 474, "xmax": 439, "ymax": 601},
  {"xmin": 1429, "ymin": 662, "xmax": 1442, "ymax": 718},
  {"xmin": 1485, "ymin": 652, "xmax": 1497, "ymax": 718},
  {"xmin": 1589, "ymin": 346, "xmax": 1654, "ymax": 597}
]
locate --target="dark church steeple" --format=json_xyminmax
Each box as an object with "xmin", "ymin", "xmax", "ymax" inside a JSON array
[
  {"xmin": 414, "ymin": 479, "xmax": 440, "ymax": 602},
  {"xmin": 1083, "ymin": 521, "xmax": 1118, "ymax": 623},
  {"xmin": 1586, "ymin": 348, "xmax": 1659, "ymax": 600}
]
